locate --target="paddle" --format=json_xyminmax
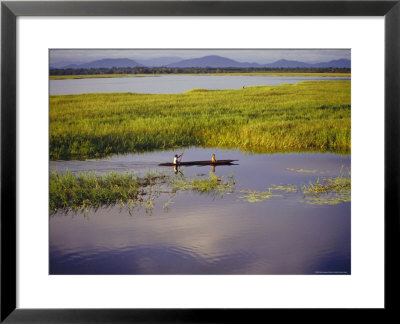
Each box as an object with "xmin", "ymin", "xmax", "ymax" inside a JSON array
[{"xmin": 179, "ymin": 150, "xmax": 184, "ymax": 163}]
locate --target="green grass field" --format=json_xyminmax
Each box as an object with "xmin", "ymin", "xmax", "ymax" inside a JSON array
[
  {"xmin": 50, "ymin": 80, "xmax": 351, "ymax": 160},
  {"xmin": 189, "ymin": 72, "xmax": 350, "ymax": 77}
]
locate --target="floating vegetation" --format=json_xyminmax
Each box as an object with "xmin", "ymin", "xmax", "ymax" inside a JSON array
[
  {"xmin": 286, "ymin": 168, "xmax": 318, "ymax": 174},
  {"xmin": 50, "ymin": 165, "xmax": 351, "ymax": 214},
  {"xmin": 49, "ymin": 170, "xmax": 235, "ymax": 214},
  {"xmin": 301, "ymin": 173, "xmax": 351, "ymax": 205},
  {"xmin": 237, "ymin": 190, "xmax": 283, "ymax": 203},
  {"xmin": 237, "ymin": 184, "xmax": 296, "ymax": 203},
  {"xmin": 268, "ymin": 184, "xmax": 298, "ymax": 192},
  {"xmin": 237, "ymin": 168, "xmax": 350, "ymax": 205},
  {"xmin": 171, "ymin": 172, "xmax": 235, "ymax": 195},
  {"xmin": 301, "ymin": 195, "xmax": 350, "ymax": 205}
]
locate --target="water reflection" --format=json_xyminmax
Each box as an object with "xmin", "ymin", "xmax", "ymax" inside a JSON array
[
  {"xmin": 173, "ymin": 165, "xmax": 180, "ymax": 174},
  {"xmin": 174, "ymin": 163, "xmax": 224, "ymax": 174},
  {"xmin": 50, "ymin": 149, "xmax": 351, "ymax": 275},
  {"xmin": 50, "ymin": 194, "xmax": 350, "ymax": 274}
]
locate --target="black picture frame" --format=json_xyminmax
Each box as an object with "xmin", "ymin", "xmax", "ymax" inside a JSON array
[{"xmin": 1, "ymin": 1, "xmax": 399, "ymax": 322}]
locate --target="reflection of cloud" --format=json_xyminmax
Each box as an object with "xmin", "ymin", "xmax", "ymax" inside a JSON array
[
  {"xmin": 50, "ymin": 194, "xmax": 350, "ymax": 274},
  {"xmin": 50, "ymin": 49, "xmax": 350, "ymax": 66},
  {"xmin": 50, "ymin": 150, "xmax": 351, "ymax": 274}
]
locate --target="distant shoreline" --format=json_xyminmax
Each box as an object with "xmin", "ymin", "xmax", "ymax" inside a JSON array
[{"xmin": 50, "ymin": 72, "xmax": 351, "ymax": 80}]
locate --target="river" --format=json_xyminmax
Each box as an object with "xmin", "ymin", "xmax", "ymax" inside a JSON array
[{"xmin": 50, "ymin": 148, "xmax": 351, "ymax": 275}]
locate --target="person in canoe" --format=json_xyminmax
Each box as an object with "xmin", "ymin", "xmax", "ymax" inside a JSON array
[
  {"xmin": 173, "ymin": 153, "xmax": 184, "ymax": 174},
  {"xmin": 211, "ymin": 154, "xmax": 217, "ymax": 172},
  {"xmin": 174, "ymin": 153, "xmax": 183, "ymax": 165}
]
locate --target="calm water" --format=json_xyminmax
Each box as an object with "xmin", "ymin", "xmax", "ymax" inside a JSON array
[
  {"xmin": 50, "ymin": 148, "xmax": 351, "ymax": 275},
  {"xmin": 50, "ymin": 75, "xmax": 350, "ymax": 95}
]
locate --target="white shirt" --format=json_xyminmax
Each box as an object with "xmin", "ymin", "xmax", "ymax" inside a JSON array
[{"xmin": 174, "ymin": 157, "xmax": 178, "ymax": 164}]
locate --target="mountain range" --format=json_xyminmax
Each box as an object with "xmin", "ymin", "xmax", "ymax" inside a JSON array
[
  {"xmin": 166, "ymin": 55, "xmax": 263, "ymax": 68},
  {"xmin": 52, "ymin": 55, "xmax": 350, "ymax": 69},
  {"xmin": 62, "ymin": 58, "xmax": 143, "ymax": 69},
  {"xmin": 136, "ymin": 56, "xmax": 183, "ymax": 67}
]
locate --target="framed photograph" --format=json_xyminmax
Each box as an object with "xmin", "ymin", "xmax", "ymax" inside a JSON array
[{"xmin": 1, "ymin": 0, "xmax": 399, "ymax": 322}]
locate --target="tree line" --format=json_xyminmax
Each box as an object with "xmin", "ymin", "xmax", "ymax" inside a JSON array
[{"xmin": 50, "ymin": 67, "xmax": 351, "ymax": 75}]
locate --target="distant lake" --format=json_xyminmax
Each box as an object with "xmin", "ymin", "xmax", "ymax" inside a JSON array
[{"xmin": 50, "ymin": 75, "xmax": 350, "ymax": 95}]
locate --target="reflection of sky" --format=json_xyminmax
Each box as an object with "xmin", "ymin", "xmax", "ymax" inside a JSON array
[
  {"xmin": 50, "ymin": 148, "xmax": 351, "ymax": 191},
  {"xmin": 50, "ymin": 149, "xmax": 351, "ymax": 275},
  {"xmin": 50, "ymin": 194, "xmax": 350, "ymax": 274},
  {"xmin": 49, "ymin": 49, "xmax": 351, "ymax": 66}
]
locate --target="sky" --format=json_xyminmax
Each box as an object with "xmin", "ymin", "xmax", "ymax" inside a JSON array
[{"xmin": 50, "ymin": 49, "xmax": 350, "ymax": 66}]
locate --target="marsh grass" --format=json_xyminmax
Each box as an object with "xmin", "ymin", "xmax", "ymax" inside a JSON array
[
  {"xmin": 50, "ymin": 167, "xmax": 351, "ymax": 213},
  {"xmin": 188, "ymin": 72, "xmax": 351, "ymax": 77},
  {"xmin": 49, "ymin": 170, "xmax": 165, "ymax": 213},
  {"xmin": 50, "ymin": 170, "xmax": 235, "ymax": 214},
  {"xmin": 50, "ymin": 81, "xmax": 351, "ymax": 160}
]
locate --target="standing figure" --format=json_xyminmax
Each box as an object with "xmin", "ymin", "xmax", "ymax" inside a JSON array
[
  {"xmin": 211, "ymin": 153, "xmax": 216, "ymax": 163},
  {"xmin": 174, "ymin": 153, "xmax": 183, "ymax": 165}
]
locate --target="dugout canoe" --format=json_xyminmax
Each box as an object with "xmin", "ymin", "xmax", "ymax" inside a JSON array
[{"xmin": 159, "ymin": 159, "xmax": 238, "ymax": 166}]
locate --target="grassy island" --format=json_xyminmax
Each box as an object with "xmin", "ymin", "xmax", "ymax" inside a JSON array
[{"xmin": 50, "ymin": 80, "xmax": 350, "ymax": 160}]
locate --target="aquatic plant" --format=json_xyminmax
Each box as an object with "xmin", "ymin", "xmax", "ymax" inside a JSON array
[
  {"xmin": 49, "ymin": 170, "xmax": 235, "ymax": 214},
  {"xmin": 49, "ymin": 170, "xmax": 158, "ymax": 213},
  {"xmin": 237, "ymin": 170, "xmax": 350, "ymax": 205},
  {"xmin": 50, "ymin": 165, "xmax": 351, "ymax": 214},
  {"xmin": 268, "ymin": 184, "xmax": 298, "ymax": 192},
  {"xmin": 286, "ymin": 168, "xmax": 318, "ymax": 174},
  {"xmin": 50, "ymin": 81, "xmax": 351, "ymax": 160},
  {"xmin": 301, "ymin": 172, "xmax": 351, "ymax": 205},
  {"xmin": 171, "ymin": 172, "xmax": 234, "ymax": 195},
  {"xmin": 237, "ymin": 189, "xmax": 283, "ymax": 203}
]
